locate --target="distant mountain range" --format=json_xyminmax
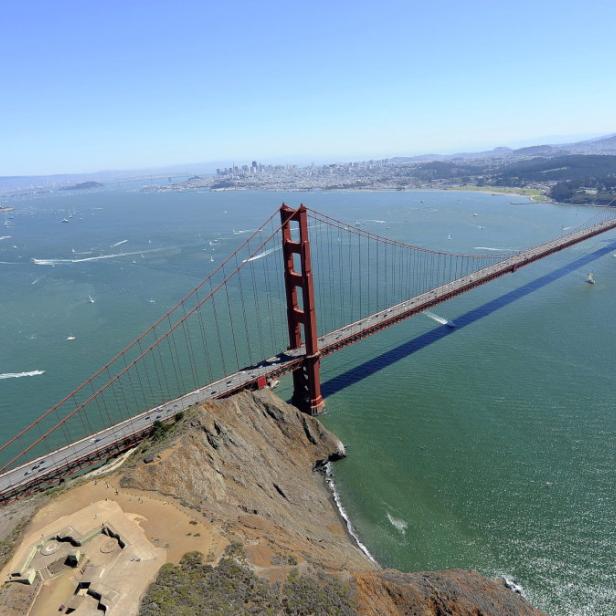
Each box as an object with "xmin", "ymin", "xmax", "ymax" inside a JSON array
[
  {"xmin": 2, "ymin": 133, "xmax": 615, "ymax": 200},
  {"xmin": 387, "ymin": 133, "xmax": 616, "ymax": 165}
]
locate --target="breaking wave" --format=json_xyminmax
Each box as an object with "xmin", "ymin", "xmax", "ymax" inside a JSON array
[
  {"xmin": 325, "ymin": 463, "xmax": 378, "ymax": 564},
  {"xmin": 0, "ymin": 370, "xmax": 45, "ymax": 380},
  {"xmin": 500, "ymin": 575, "xmax": 526, "ymax": 596}
]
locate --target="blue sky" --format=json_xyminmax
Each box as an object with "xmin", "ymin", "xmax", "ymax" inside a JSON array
[{"xmin": 2, "ymin": 0, "xmax": 616, "ymax": 175}]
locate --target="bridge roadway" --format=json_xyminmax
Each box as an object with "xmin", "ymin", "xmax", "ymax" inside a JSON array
[{"xmin": 1, "ymin": 216, "xmax": 615, "ymax": 501}]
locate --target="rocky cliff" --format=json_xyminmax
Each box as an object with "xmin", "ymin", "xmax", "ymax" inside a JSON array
[{"xmin": 122, "ymin": 390, "xmax": 544, "ymax": 615}]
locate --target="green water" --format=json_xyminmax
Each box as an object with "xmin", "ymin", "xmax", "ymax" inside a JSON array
[{"xmin": 1, "ymin": 188, "xmax": 615, "ymax": 614}]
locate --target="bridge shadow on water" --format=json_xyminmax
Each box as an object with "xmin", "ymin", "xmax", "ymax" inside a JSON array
[{"xmin": 321, "ymin": 240, "xmax": 616, "ymax": 398}]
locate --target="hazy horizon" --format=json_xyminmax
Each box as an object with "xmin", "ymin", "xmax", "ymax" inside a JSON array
[
  {"xmin": 2, "ymin": 129, "xmax": 614, "ymax": 180},
  {"xmin": 3, "ymin": 1, "xmax": 616, "ymax": 176}
]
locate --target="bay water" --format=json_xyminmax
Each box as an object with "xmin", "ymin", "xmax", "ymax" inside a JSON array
[{"xmin": 1, "ymin": 187, "xmax": 615, "ymax": 614}]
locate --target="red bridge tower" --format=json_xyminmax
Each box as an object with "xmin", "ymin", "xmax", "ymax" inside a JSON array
[{"xmin": 280, "ymin": 203, "xmax": 325, "ymax": 415}]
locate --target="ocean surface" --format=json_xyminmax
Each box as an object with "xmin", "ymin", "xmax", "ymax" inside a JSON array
[{"xmin": 1, "ymin": 187, "xmax": 615, "ymax": 614}]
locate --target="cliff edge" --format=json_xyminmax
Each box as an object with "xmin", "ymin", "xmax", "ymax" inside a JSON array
[
  {"xmin": 122, "ymin": 390, "xmax": 544, "ymax": 615},
  {"xmin": 0, "ymin": 390, "xmax": 544, "ymax": 615}
]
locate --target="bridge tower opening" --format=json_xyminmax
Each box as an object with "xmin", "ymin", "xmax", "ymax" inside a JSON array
[{"xmin": 280, "ymin": 203, "xmax": 325, "ymax": 415}]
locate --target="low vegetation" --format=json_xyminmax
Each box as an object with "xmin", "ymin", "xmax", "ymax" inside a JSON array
[
  {"xmin": 0, "ymin": 496, "xmax": 45, "ymax": 571},
  {"xmin": 139, "ymin": 544, "xmax": 357, "ymax": 616}
]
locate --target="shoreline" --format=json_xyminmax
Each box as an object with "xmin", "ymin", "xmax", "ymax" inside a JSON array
[
  {"xmin": 0, "ymin": 391, "xmax": 547, "ymax": 615},
  {"xmin": 324, "ymin": 461, "xmax": 378, "ymax": 565}
]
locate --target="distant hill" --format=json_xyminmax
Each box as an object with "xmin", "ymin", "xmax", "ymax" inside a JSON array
[
  {"xmin": 565, "ymin": 134, "xmax": 616, "ymax": 155},
  {"xmin": 383, "ymin": 133, "xmax": 616, "ymax": 166},
  {"xmin": 496, "ymin": 154, "xmax": 616, "ymax": 182},
  {"xmin": 60, "ymin": 181, "xmax": 104, "ymax": 191}
]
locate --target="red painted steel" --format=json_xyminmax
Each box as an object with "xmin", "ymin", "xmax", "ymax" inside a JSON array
[
  {"xmin": 280, "ymin": 204, "xmax": 325, "ymax": 414},
  {"xmin": 2, "ymin": 209, "xmax": 616, "ymax": 501}
]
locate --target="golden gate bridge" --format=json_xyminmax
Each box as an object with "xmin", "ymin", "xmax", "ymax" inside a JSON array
[{"xmin": 1, "ymin": 202, "xmax": 616, "ymax": 502}]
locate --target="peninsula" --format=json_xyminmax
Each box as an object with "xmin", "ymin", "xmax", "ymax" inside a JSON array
[{"xmin": 0, "ymin": 391, "xmax": 544, "ymax": 615}]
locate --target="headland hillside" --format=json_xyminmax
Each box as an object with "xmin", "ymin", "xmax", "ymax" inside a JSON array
[{"xmin": 0, "ymin": 390, "xmax": 544, "ymax": 615}]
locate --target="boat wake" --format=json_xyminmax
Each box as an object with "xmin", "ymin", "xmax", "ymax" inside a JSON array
[
  {"xmin": 474, "ymin": 246, "xmax": 517, "ymax": 252},
  {"xmin": 110, "ymin": 239, "xmax": 128, "ymax": 248},
  {"xmin": 32, "ymin": 247, "xmax": 170, "ymax": 266},
  {"xmin": 233, "ymin": 228, "xmax": 258, "ymax": 235},
  {"xmin": 422, "ymin": 310, "xmax": 455, "ymax": 328},
  {"xmin": 0, "ymin": 370, "xmax": 45, "ymax": 380},
  {"xmin": 386, "ymin": 512, "xmax": 408, "ymax": 535},
  {"xmin": 242, "ymin": 246, "xmax": 280, "ymax": 263},
  {"xmin": 0, "ymin": 235, "xmax": 11, "ymax": 241}
]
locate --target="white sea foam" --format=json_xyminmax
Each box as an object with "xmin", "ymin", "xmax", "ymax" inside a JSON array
[
  {"xmin": 242, "ymin": 246, "xmax": 280, "ymax": 263},
  {"xmin": 365, "ymin": 219, "xmax": 386, "ymax": 224},
  {"xmin": 386, "ymin": 512, "xmax": 408, "ymax": 535},
  {"xmin": 0, "ymin": 235, "xmax": 11, "ymax": 241},
  {"xmin": 32, "ymin": 247, "xmax": 169, "ymax": 266},
  {"xmin": 0, "ymin": 370, "xmax": 45, "ymax": 380},
  {"xmin": 500, "ymin": 575, "xmax": 525, "ymax": 596},
  {"xmin": 110, "ymin": 239, "xmax": 128, "ymax": 248},
  {"xmin": 325, "ymin": 462, "xmax": 378, "ymax": 564}
]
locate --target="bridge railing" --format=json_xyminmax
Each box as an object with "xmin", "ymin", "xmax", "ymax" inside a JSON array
[
  {"xmin": 3, "ymin": 202, "xmax": 615, "ymax": 476},
  {"xmin": 0, "ymin": 208, "xmax": 295, "ymax": 473}
]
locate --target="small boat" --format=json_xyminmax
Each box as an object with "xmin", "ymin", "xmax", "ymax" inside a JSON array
[
  {"xmin": 447, "ymin": 233, "xmax": 453, "ymax": 240},
  {"xmin": 87, "ymin": 295, "xmax": 95, "ymax": 304},
  {"xmin": 66, "ymin": 335, "xmax": 76, "ymax": 341},
  {"xmin": 61, "ymin": 218, "xmax": 69, "ymax": 223},
  {"xmin": 586, "ymin": 273, "xmax": 595, "ymax": 285}
]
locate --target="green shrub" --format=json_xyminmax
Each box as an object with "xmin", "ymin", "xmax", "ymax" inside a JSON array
[{"xmin": 139, "ymin": 546, "xmax": 357, "ymax": 615}]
